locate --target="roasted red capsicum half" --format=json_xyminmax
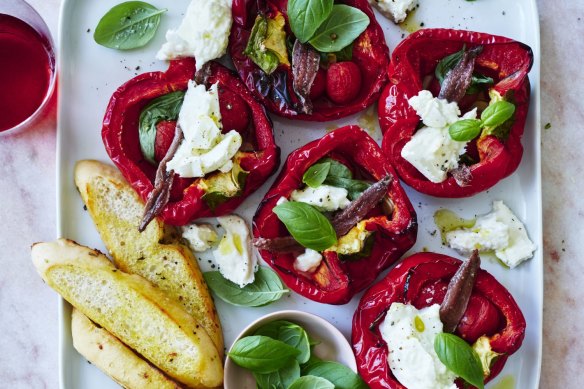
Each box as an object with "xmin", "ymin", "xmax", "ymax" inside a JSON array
[
  {"xmin": 379, "ymin": 29, "xmax": 533, "ymax": 197},
  {"xmin": 229, "ymin": 0, "xmax": 389, "ymax": 121},
  {"xmin": 253, "ymin": 126, "xmax": 417, "ymax": 304},
  {"xmin": 102, "ymin": 59, "xmax": 280, "ymax": 226},
  {"xmin": 352, "ymin": 252, "xmax": 526, "ymax": 388}
]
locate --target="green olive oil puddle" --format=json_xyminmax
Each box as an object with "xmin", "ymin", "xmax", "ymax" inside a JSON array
[
  {"xmin": 398, "ymin": 8, "xmax": 421, "ymax": 33},
  {"xmin": 491, "ymin": 375, "xmax": 515, "ymax": 389}
]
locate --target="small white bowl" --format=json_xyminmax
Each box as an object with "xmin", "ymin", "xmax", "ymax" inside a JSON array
[{"xmin": 224, "ymin": 310, "xmax": 357, "ymax": 389}]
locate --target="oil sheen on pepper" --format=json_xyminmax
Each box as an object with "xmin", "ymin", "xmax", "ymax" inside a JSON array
[{"xmin": 0, "ymin": 14, "xmax": 54, "ymax": 131}]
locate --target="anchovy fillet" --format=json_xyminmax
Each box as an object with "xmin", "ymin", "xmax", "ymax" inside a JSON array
[{"xmin": 439, "ymin": 249, "xmax": 481, "ymax": 333}]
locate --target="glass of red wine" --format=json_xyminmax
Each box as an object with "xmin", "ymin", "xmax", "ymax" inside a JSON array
[{"xmin": 0, "ymin": 0, "xmax": 56, "ymax": 134}]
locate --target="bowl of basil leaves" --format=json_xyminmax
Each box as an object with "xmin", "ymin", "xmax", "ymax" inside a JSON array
[{"xmin": 224, "ymin": 310, "xmax": 365, "ymax": 389}]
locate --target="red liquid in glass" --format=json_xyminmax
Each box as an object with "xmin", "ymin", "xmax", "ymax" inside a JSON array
[{"xmin": 0, "ymin": 14, "xmax": 53, "ymax": 132}]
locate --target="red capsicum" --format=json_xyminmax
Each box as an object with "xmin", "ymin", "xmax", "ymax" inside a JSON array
[
  {"xmin": 379, "ymin": 29, "xmax": 533, "ymax": 197},
  {"xmin": 352, "ymin": 252, "xmax": 526, "ymax": 388},
  {"xmin": 102, "ymin": 59, "xmax": 280, "ymax": 225},
  {"xmin": 253, "ymin": 126, "xmax": 417, "ymax": 304},
  {"xmin": 229, "ymin": 0, "xmax": 389, "ymax": 121}
]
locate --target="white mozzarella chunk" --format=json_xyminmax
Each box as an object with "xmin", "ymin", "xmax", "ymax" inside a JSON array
[
  {"xmin": 181, "ymin": 223, "xmax": 218, "ymax": 252},
  {"xmin": 212, "ymin": 215, "xmax": 257, "ymax": 287},
  {"xmin": 445, "ymin": 201, "xmax": 536, "ymax": 268},
  {"xmin": 379, "ymin": 303, "xmax": 458, "ymax": 389},
  {"xmin": 401, "ymin": 90, "xmax": 477, "ymax": 183},
  {"xmin": 293, "ymin": 249, "xmax": 323, "ymax": 273},
  {"xmin": 290, "ymin": 185, "xmax": 350, "ymax": 212},
  {"xmin": 370, "ymin": 0, "xmax": 418, "ymax": 23},
  {"xmin": 166, "ymin": 81, "xmax": 242, "ymax": 178},
  {"xmin": 156, "ymin": 0, "xmax": 233, "ymax": 68}
]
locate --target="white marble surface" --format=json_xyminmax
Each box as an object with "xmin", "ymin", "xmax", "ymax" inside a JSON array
[{"xmin": 0, "ymin": 0, "xmax": 581, "ymax": 388}]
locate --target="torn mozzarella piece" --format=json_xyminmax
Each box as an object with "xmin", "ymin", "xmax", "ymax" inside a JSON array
[
  {"xmin": 445, "ymin": 201, "xmax": 536, "ymax": 268},
  {"xmin": 401, "ymin": 90, "xmax": 477, "ymax": 183},
  {"xmin": 212, "ymin": 215, "xmax": 257, "ymax": 287},
  {"xmin": 156, "ymin": 0, "xmax": 232, "ymax": 68},
  {"xmin": 379, "ymin": 303, "xmax": 458, "ymax": 389},
  {"xmin": 166, "ymin": 81, "xmax": 242, "ymax": 178},
  {"xmin": 370, "ymin": 0, "xmax": 418, "ymax": 24},
  {"xmin": 290, "ymin": 185, "xmax": 350, "ymax": 212},
  {"xmin": 293, "ymin": 249, "xmax": 323, "ymax": 273},
  {"xmin": 182, "ymin": 223, "xmax": 218, "ymax": 252}
]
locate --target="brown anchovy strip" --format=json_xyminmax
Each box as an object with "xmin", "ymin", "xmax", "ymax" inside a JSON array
[
  {"xmin": 451, "ymin": 165, "xmax": 473, "ymax": 187},
  {"xmin": 253, "ymin": 236, "xmax": 304, "ymax": 253},
  {"xmin": 331, "ymin": 175, "xmax": 393, "ymax": 237},
  {"xmin": 438, "ymin": 46, "xmax": 482, "ymax": 103},
  {"xmin": 139, "ymin": 125, "xmax": 184, "ymax": 232},
  {"xmin": 439, "ymin": 249, "xmax": 481, "ymax": 333},
  {"xmin": 292, "ymin": 40, "xmax": 320, "ymax": 115}
]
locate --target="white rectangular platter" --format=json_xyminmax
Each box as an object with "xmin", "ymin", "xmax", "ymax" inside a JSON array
[{"xmin": 57, "ymin": 0, "xmax": 542, "ymax": 387}]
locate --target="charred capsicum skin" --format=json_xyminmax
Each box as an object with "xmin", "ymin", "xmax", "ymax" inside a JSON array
[
  {"xmin": 229, "ymin": 0, "xmax": 389, "ymax": 121},
  {"xmin": 102, "ymin": 59, "xmax": 280, "ymax": 225},
  {"xmin": 379, "ymin": 29, "xmax": 534, "ymax": 197},
  {"xmin": 352, "ymin": 252, "xmax": 526, "ymax": 388},
  {"xmin": 253, "ymin": 126, "xmax": 417, "ymax": 304}
]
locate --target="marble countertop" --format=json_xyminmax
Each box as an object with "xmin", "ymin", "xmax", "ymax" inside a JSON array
[{"xmin": 1, "ymin": 0, "xmax": 581, "ymax": 388}]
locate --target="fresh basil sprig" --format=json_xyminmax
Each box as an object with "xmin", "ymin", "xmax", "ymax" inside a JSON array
[
  {"xmin": 203, "ymin": 267, "xmax": 288, "ymax": 307},
  {"xmin": 288, "ymin": 0, "xmax": 333, "ymax": 43},
  {"xmin": 138, "ymin": 90, "xmax": 185, "ymax": 164},
  {"xmin": 320, "ymin": 158, "xmax": 370, "ymax": 200},
  {"xmin": 309, "ymin": 5, "xmax": 369, "ymax": 53},
  {"xmin": 481, "ymin": 100, "xmax": 516, "ymax": 128},
  {"xmin": 301, "ymin": 360, "xmax": 369, "ymax": 389},
  {"xmin": 303, "ymin": 161, "xmax": 331, "ymax": 188},
  {"xmin": 253, "ymin": 361, "xmax": 301, "ymax": 389},
  {"xmin": 287, "ymin": 0, "xmax": 369, "ymax": 53},
  {"xmin": 434, "ymin": 333, "xmax": 485, "ymax": 389},
  {"xmin": 255, "ymin": 321, "xmax": 311, "ymax": 364},
  {"xmin": 288, "ymin": 375, "xmax": 335, "ymax": 389},
  {"xmin": 94, "ymin": 1, "xmax": 166, "ymax": 50},
  {"xmin": 229, "ymin": 335, "xmax": 301, "ymax": 373},
  {"xmin": 448, "ymin": 100, "xmax": 515, "ymax": 141},
  {"xmin": 448, "ymin": 119, "xmax": 482, "ymax": 142},
  {"xmin": 273, "ymin": 201, "xmax": 337, "ymax": 251}
]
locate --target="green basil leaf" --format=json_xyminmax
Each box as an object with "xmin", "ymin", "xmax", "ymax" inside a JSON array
[
  {"xmin": 321, "ymin": 158, "xmax": 352, "ymax": 179},
  {"xmin": 255, "ymin": 321, "xmax": 311, "ymax": 364},
  {"xmin": 323, "ymin": 176, "xmax": 370, "ymax": 200},
  {"xmin": 480, "ymin": 100, "xmax": 515, "ymax": 128},
  {"xmin": 448, "ymin": 119, "xmax": 482, "ymax": 142},
  {"xmin": 253, "ymin": 361, "xmax": 301, "ymax": 389},
  {"xmin": 244, "ymin": 16, "xmax": 280, "ymax": 74},
  {"xmin": 435, "ymin": 49, "xmax": 464, "ymax": 84},
  {"xmin": 289, "ymin": 375, "xmax": 335, "ymax": 389},
  {"xmin": 94, "ymin": 1, "xmax": 166, "ymax": 50},
  {"xmin": 288, "ymin": 0, "xmax": 334, "ymax": 43},
  {"xmin": 228, "ymin": 335, "xmax": 301, "ymax": 373},
  {"xmin": 309, "ymin": 5, "xmax": 369, "ymax": 53},
  {"xmin": 273, "ymin": 201, "xmax": 337, "ymax": 251},
  {"xmin": 203, "ymin": 267, "xmax": 288, "ymax": 307},
  {"xmin": 303, "ymin": 162, "xmax": 331, "ymax": 188},
  {"xmin": 138, "ymin": 90, "xmax": 185, "ymax": 164},
  {"xmin": 301, "ymin": 361, "xmax": 368, "ymax": 389},
  {"xmin": 434, "ymin": 333, "xmax": 485, "ymax": 389}
]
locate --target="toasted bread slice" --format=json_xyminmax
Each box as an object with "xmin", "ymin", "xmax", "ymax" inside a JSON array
[
  {"xmin": 32, "ymin": 239, "xmax": 223, "ymax": 389},
  {"xmin": 71, "ymin": 308, "xmax": 184, "ymax": 389},
  {"xmin": 74, "ymin": 160, "xmax": 223, "ymax": 357}
]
